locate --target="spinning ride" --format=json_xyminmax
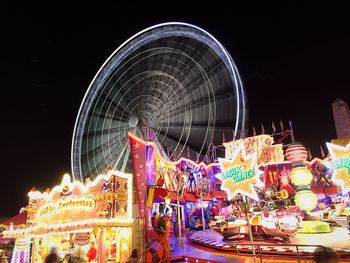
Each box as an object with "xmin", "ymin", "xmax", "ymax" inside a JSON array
[{"xmin": 71, "ymin": 22, "xmax": 247, "ymax": 181}]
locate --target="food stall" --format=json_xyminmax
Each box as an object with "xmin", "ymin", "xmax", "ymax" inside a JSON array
[{"xmin": 3, "ymin": 170, "xmax": 133, "ymax": 263}]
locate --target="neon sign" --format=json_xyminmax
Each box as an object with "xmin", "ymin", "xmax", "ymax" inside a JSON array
[
  {"xmin": 327, "ymin": 142, "xmax": 350, "ymax": 192},
  {"xmin": 221, "ymin": 165, "xmax": 255, "ymax": 182},
  {"xmin": 216, "ymin": 144, "xmax": 264, "ymax": 201},
  {"xmin": 331, "ymin": 157, "xmax": 350, "ymax": 172}
]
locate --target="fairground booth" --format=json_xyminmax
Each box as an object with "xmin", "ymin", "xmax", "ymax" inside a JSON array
[
  {"xmin": 0, "ymin": 211, "xmax": 27, "ymax": 261},
  {"xmin": 3, "ymin": 170, "xmax": 133, "ymax": 262}
]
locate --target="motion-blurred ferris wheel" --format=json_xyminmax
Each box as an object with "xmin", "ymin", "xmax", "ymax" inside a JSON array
[{"xmin": 71, "ymin": 22, "xmax": 247, "ymax": 182}]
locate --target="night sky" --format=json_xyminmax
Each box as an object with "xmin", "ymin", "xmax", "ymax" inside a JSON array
[{"xmin": 1, "ymin": 2, "xmax": 349, "ymax": 216}]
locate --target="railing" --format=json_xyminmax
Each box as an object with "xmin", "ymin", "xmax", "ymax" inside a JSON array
[{"xmin": 235, "ymin": 243, "xmax": 327, "ymax": 263}]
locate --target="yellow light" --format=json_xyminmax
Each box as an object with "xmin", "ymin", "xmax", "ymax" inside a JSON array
[
  {"xmin": 301, "ymin": 221, "xmax": 330, "ymax": 233},
  {"xmin": 3, "ymin": 218, "xmax": 134, "ymax": 239},
  {"xmin": 37, "ymin": 196, "xmax": 95, "ymax": 217},
  {"xmin": 120, "ymin": 228, "xmax": 129, "ymax": 239},
  {"xmin": 290, "ymin": 166, "xmax": 313, "ymax": 186},
  {"xmin": 62, "ymin": 173, "xmax": 71, "ymax": 186},
  {"xmin": 294, "ymin": 190, "xmax": 317, "ymax": 211}
]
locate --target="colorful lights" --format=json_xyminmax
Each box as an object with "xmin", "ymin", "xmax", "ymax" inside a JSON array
[
  {"xmin": 3, "ymin": 218, "xmax": 133, "ymax": 239},
  {"xmin": 294, "ymin": 190, "xmax": 318, "ymax": 211},
  {"xmin": 286, "ymin": 143, "xmax": 317, "ymax": 212},
  {"xmin": 327, "ymin": 142, "xmax": 350, "ymax": 193},
  {"xmin": 4, "ymin": 169, "xmax": 133, "ymax": 241},
  {"xmin": 216, "ymin": 143, "xmax": 264, "ymax": 200},
  {"xmin": 285, "ymin": 143, "xmax": 308, "ymax": 163},
  {"xmin": 290, "ymin": 166, "xmax": 313, "ymax": 186}
]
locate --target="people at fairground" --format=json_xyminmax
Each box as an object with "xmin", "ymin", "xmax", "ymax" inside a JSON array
[
  {"xmin": 204, "ymin": 203, "xmax": 212, "ymax": 228},
  {"xmin": 170, "ymin": 207, "xmax": 179, "ymax": 237},
  {"xmin": 189, "ymin": 209, "xmax": 196, "ymax": 230},
  {"xmin": 86, "ymin": 242, "xmax": 97, "ymax": 262},
  {"xmin": 44, "ymin": 247, "xmax": 59, "ymax": 263},
  {"xmin": 126, "ymin": 248, "xmax": 139, "ymax": 263}
]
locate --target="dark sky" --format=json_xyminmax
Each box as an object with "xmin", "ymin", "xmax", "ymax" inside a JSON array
[{"xmin": 1, "ymin": 2, "xmax": 349, "ymax": 216}]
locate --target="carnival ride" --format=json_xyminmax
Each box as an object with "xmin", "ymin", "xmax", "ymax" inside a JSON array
[
  {"xmin": 71, "ymin": 22, "xmax": 247, "ymax": 182},
  {"xmin": 212, "ymin": 213, "xmax": 299, "ymax": 242}
]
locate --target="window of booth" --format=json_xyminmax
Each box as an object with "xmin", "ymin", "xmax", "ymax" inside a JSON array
[
  {"xmin": 32, "ymin": 231, "xmax": 97, "ymax": 262},
  {"xmin": 32, "ymin": 227, "xmax": 131, "ymax": 263}
]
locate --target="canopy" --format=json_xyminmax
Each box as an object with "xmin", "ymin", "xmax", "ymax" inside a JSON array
[{"xmin": 1, "ymin": 211, "xmax": 27, "ymax": 227}]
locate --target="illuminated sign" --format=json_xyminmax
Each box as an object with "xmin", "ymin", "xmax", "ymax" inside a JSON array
[
  {"xmin": 224, "ymin": 134, "xmax": 284, "ymax": 165},
  {"xmin": 221, "ymin": 165, "xmax": 255, "ymax": 182},
  {"xmin": 216, "ymin": 144, "xmax": 264, "ymax": 201},
  {"xmin": 75, "ymin": 232, "xmax": 91, "ymax": 246},
  {"xmin": 332, "ymin": 157, "xmax": 350, "ymax": 171},
  {"xmin": 38, "ymin": 197, "xmax": 95, "ymax": 217},
  {"xmin": 327, "ymin": 142, "xmax": 350, "ymax": 192}
]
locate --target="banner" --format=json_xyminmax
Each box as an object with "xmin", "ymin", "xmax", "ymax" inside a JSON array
[
  {"xmin": 196, "ymin": 178, "xmax": 210, "ymax": 198},
  {"xmin": 223, "ymin": 134, "xmax": 284, "ymax": 166},
  {"xmin": 177, "ymin": 171, "xmax": 189, "ymax": 198},
  {"xmin": 129, "ymin": 133, "xmax": 147, "ymax": 218}
]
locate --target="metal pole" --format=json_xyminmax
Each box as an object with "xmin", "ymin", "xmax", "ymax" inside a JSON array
[
  {"xmin": 289, "ymin": 121, "xmax": 295, "ymax": 143},
  {"xmin": 201, "ymin": 195, "xmax": 205, "ymax": 230},
  {"xmin": 245, "ymin": 196, "xmax": 256, "ymax": 263},
  {"xmin": 177, "ymin": 195, "xmax": 182, "ymax": 243}
]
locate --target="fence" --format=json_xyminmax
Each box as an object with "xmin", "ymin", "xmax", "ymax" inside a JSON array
[{"xmin": 235, "ymin": 243, "xmax": 327, "ymax": 263}]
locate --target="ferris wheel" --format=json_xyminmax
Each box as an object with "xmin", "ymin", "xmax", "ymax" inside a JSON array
[{"xmin": 71, "ymin": 22, "xmax": 247, "ymax": 182}]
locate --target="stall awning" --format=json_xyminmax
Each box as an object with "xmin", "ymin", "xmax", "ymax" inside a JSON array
[
  {"xmin": 1, "ymin": 211, "xmax": 27, "ymax": 227},
  {"xmin": 170, "ymin": 191, "xmax": 185, "ymax": 202},
  {"xmin": 211, "ymin": 190, "xmax": 227, "ymax": 199},
  {"xmin": 184, "ymin": 193, "xmax": 197, "ymax": 202}
]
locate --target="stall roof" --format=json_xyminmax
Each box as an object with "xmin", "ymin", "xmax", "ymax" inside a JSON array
[{"xmin": 1, "ymin": 211, "xmax": 27, "ymax": 226}]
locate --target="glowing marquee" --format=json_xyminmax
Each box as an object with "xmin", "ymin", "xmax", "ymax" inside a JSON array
[
  {"xmin": 216, "ymin": 144, "xmax": 264, "ymax": 200},
  {"xmin": 38, "ymin": 197, "xmax": 95, "ymax": 217},
  {"xmin": 327, "ymin": 142, "xmax": 350, "ymax": 192}
]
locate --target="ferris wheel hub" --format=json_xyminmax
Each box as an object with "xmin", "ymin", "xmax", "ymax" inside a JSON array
[{"xmin": 128, "ymin": 115, "xmax": 139, "ymax": 128}]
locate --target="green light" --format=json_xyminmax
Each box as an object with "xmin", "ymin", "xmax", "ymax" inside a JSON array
[
  {"xmin": 332, "ymin": 157, "xmax": 350, "ymax": 173},
  {"xmin": 221, "ymin": 165, "xmax": 255, "ymax": 183}
]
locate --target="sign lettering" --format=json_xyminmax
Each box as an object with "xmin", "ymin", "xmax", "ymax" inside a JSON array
[
  {"xmin": 221, "ymin": 165, "xmax": 255, "ymax": 183},
  {"xmin": 38, "ymin": 197, "xmax": 95, "ymax": 217}
]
